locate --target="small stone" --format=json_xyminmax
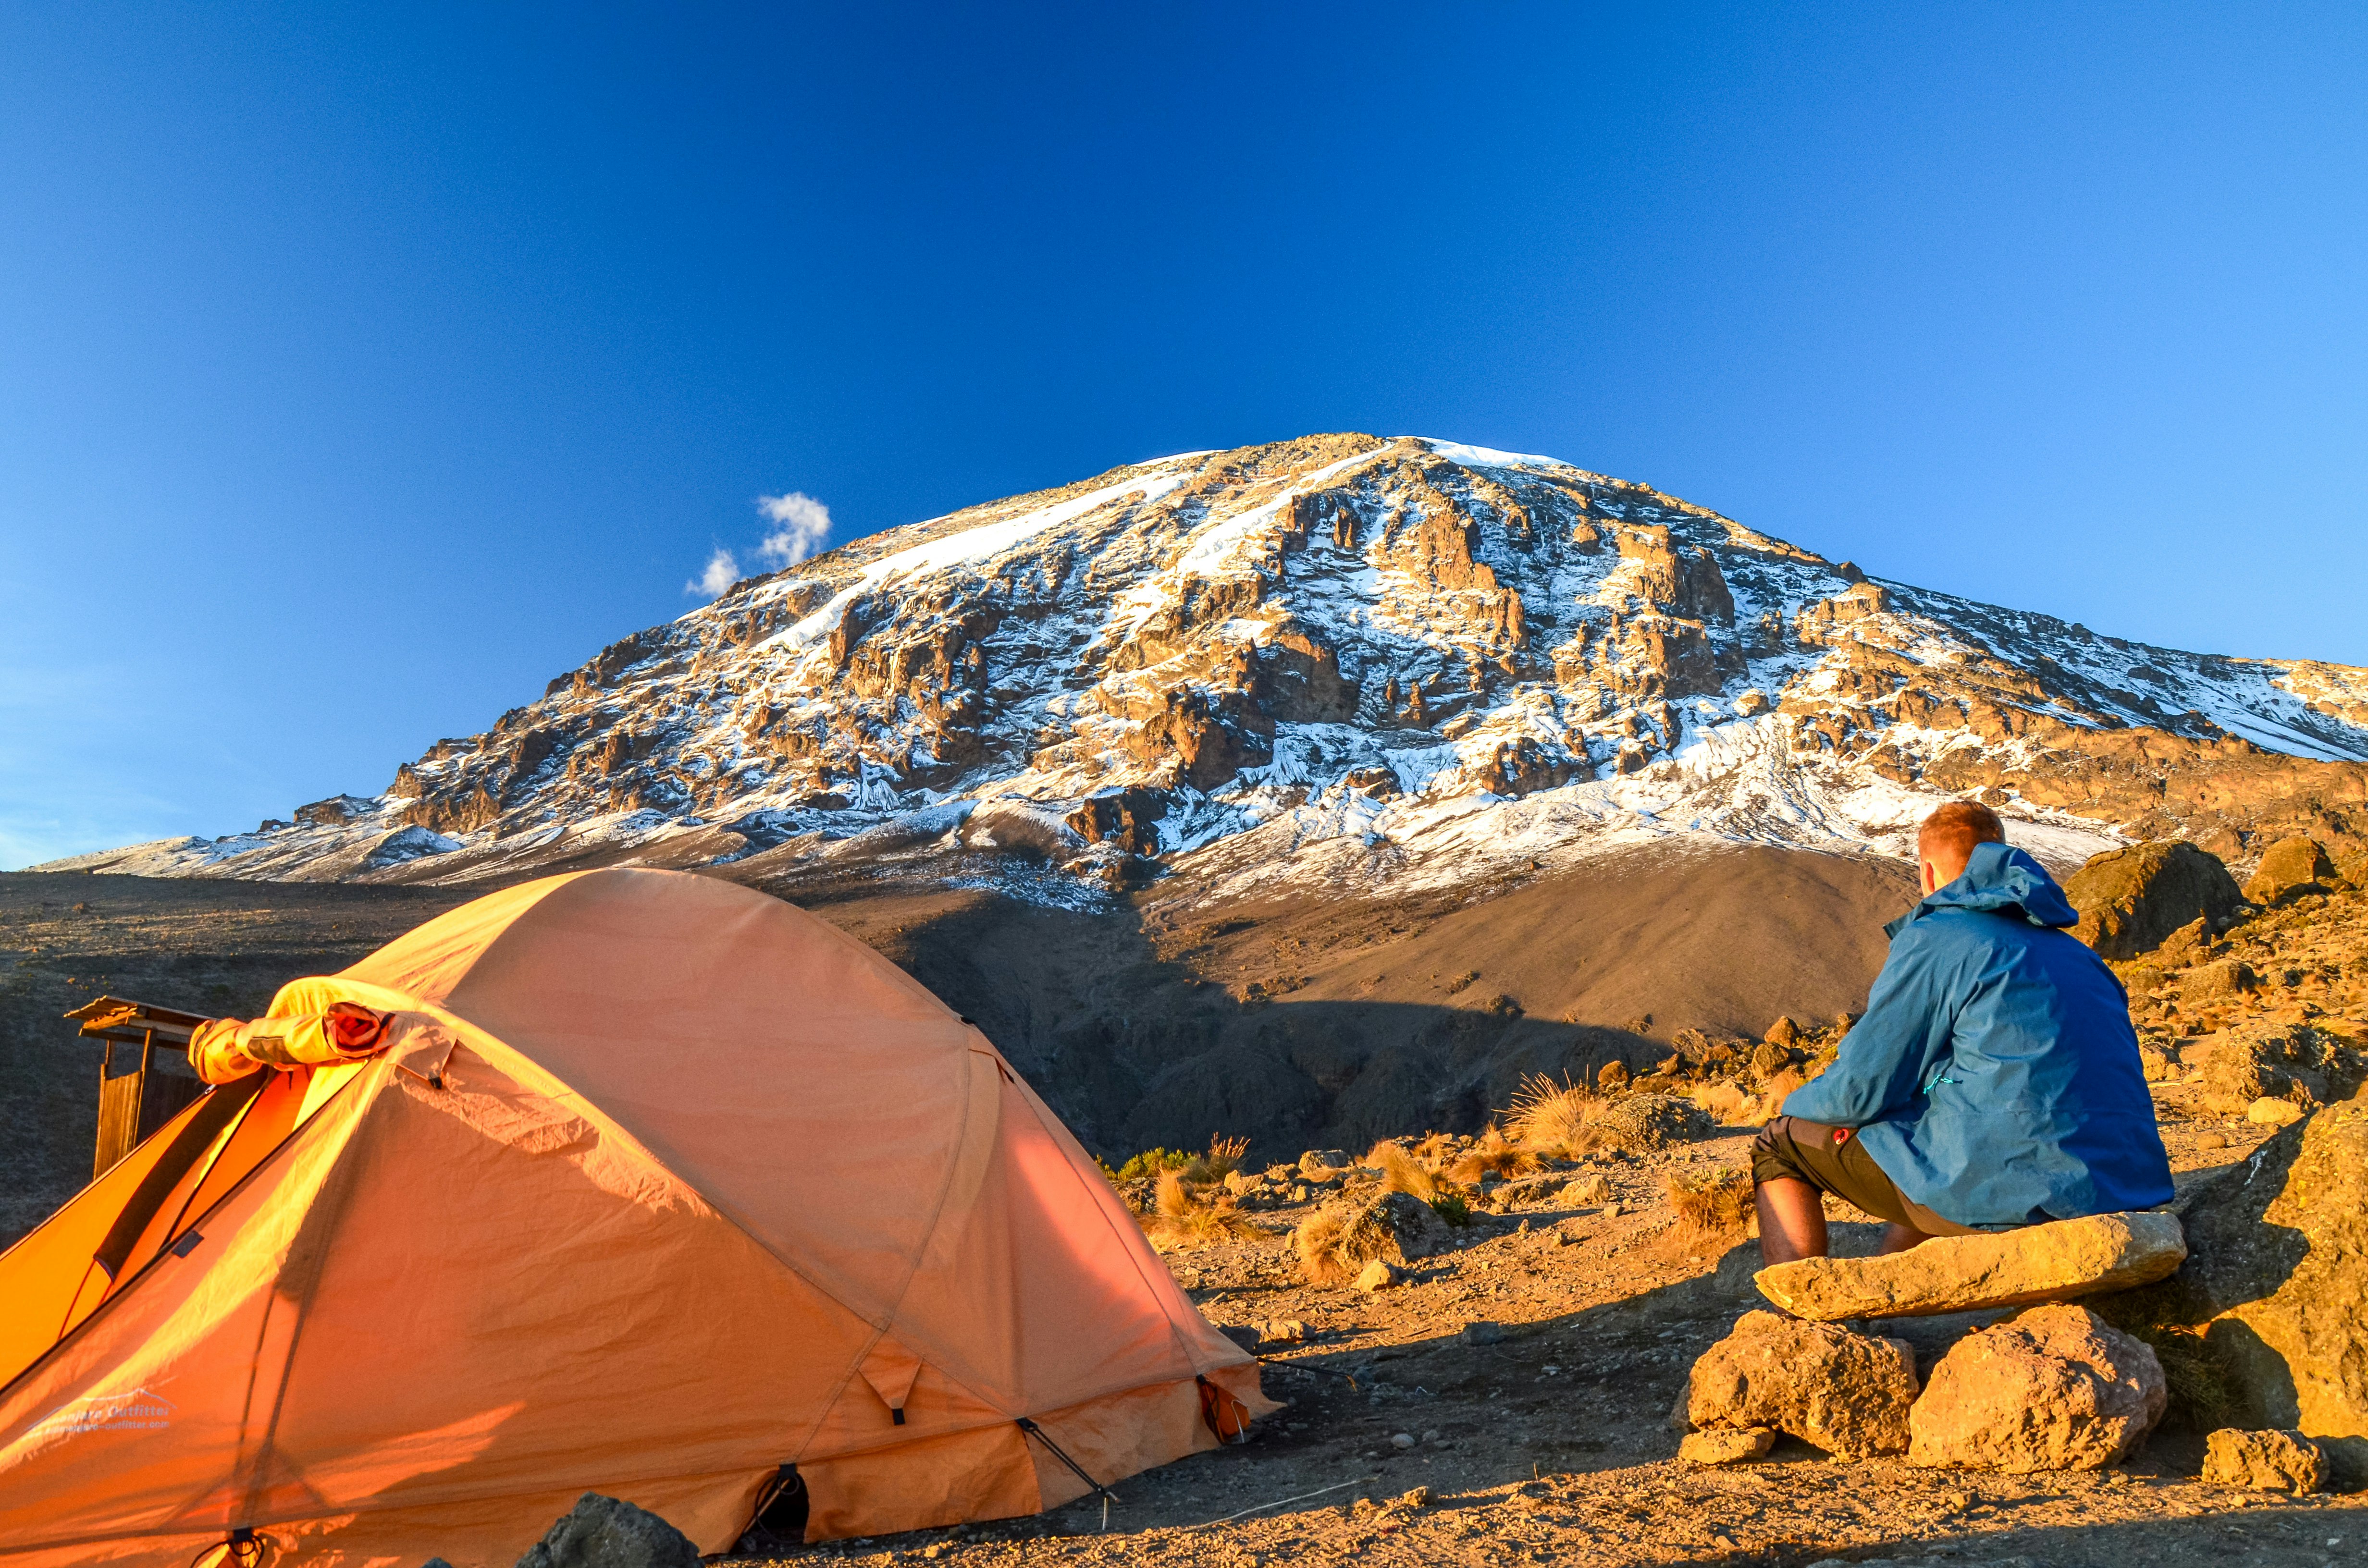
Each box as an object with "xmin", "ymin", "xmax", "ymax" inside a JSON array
[
  {"xmin": 1461, "ymin": 1321, "xmax": 1508, "ymax": 1346},
  {"xmin": 1389, "ymin": 1432, "xmax": 1417, "ymax": 1450},
  {"xmin": 1420, "ymin": 1429, "xmax": 1440, "ymax": 1442},
  {"xmin": 1299, "ymin": 1149, "xmax": 1351, "ymax": 1177},
  {"xmin": 1908, "ymin": 1303, "xmax": 2166, "ymax": 1473},
  {"xmin": 1677, "ymin": 1310, "xmax": 1919, "ymax": 1458},
  {"xmin": 1354, "ymin": 1259, "xmax": 1407, "ymax": 1292},
  {"xmin": 1218, "ymin": 1324, "xmax": 1262, "ymax": 1353},
  {"xmin": 1603, "ymin": 1201, "xmax": 1623, "ymax": 1219},
  {"xmin": 1679, "ymin": 1426, "xmax": 1776, "ymax": 1466},
  {"xmin": 1257, "ymin": 1318, "xmax": 1308, "ymax": 1345},
  {"xmin": 1562, "ymin": 1173, "xmax": 1612, "ymax": 1205},
  {"xmin": 2247, "ymin": 1097, "xmax": 2307, "ymax": 1127},
  {"xmin": 1392, "ymin": 1485, "xmax": 1432, "ymax": 1508},
  {"xmin": 2201, "ymin": 1428, "xmax": 2327, "ymax": 1492},
  {"xmin": 1753, "ymin": 1211, "xmax": 2186, "ymax": 1321}
]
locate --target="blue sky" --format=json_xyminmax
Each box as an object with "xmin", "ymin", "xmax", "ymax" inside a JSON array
[{"xmin": 3, "ymin": 3, "xmax": 2364, "ymax": 868}]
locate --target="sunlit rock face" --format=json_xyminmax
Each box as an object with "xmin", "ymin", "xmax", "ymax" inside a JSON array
[{"xmin": 52, "ymin": 434, "xmax": 2368, "ymax": 895}]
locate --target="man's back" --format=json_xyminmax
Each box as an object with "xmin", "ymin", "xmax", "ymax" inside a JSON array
[{"xmin": 1783, "ymin": 841, "xmax": 2173, "ymax": 1230}]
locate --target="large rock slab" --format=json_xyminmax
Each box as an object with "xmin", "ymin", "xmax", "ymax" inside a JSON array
[
  {"xmin": 2065, "ymin": 840, "xmax": 2245, "ymax": 960},
  {"xmin": 1675, "ymin": 1310, "xmax": 1920, "ymax": 1458},
  {"xmin": 1908, "ymin": 1303, "xmax": 2167, "ymax": 1473},
  {"xmin": 1753, "ymin": 1212, "xmax": 2187, "ymax": 1321},
  {"xmin": 2102, "ymin": 1099, "xmax": 2368, "ymax": 1487}
]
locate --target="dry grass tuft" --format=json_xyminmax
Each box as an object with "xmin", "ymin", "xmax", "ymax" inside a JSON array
[
  {"xmin": 1140, "ymin": 1170, "xmax": 1266, "ymax": 1250},
  {"xmin": 1369, "ymin": 1141, "xmax": 1474, "ymax": 1226},
  {"xmin": 1658, "ymin": 1166, "xmax": 1757, "ymax": 1259},
  {"xmin": 1371, "ymin": 1142, "xmax": 1439, "ymax": 1204},
  {"xmin": 1506, "ymin": 1072, "xmax": 1609, "ymax": 1156},
  {"xmin": 1447, "ymin": 1126, "xmax": 1540, "ymax": 1184},
  {"xmin": 1294, "ymin": 1206, "xmax": 1351, "ymax": 1284},
  {"xmin": 1182, "ymin": 1133, "xmax": 1251, "ymax": 1184},
  {"xmin": 1411, "ymin": 1132, "xmax": 1460, "ymax": 1164}
]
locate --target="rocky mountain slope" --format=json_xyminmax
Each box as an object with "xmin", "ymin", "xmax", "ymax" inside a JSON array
[{"xmin": 45, "ymin": 434, "xmax": 2368, "ymax": 896}]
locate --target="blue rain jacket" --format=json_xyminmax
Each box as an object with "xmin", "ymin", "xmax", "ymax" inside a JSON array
[{"xmin": 1781, "ymin": 841, "xmax": 2173, "ymax": 1230}]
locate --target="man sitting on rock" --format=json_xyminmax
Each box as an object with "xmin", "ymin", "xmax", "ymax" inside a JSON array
[{"xmin": 1754, "ymin": 800, "xmax": 2172, "ymax": 1262}]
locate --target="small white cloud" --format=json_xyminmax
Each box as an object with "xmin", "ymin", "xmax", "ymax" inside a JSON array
[
  {"xmin": 756, "ymin": 491, "xmax": 831, "ymax": 567},
  {"xmin": 687, "ymin": 547, "xmax": 740, "ymax": 599}
]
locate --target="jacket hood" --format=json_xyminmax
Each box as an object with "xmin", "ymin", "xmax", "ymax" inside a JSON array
[{"xmin": 1887, "ymin": 841, "xmax": 2080, "ymax": 935}]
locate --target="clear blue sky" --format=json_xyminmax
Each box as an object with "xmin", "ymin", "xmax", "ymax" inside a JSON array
[{"xmin": 4, "ymin": 3, "xmax": 2364, "ymax": 868}]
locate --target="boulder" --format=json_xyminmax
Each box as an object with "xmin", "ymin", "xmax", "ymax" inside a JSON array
[
  {"xmin": 2202, "ymin": 1428, "xmax": 2328, "ymax": 1492},
  {"xmin": 1679, "ymin": 1426, "xmax": 1776, "ymax": 1465},
  {"xmin": 1675, "ymin": 1310, "xmax": 1920, "ymax": 1458},
  {"xmin": 2180, "ymin": 958, "xmax": 2257, "ymax": 1007},
  {"xmin": 2064, "ymin": 840, "xmax": 2245, "ymax": 961},
  {"xmin": 1299, "ymin": 1149, "xmax": 1351, "ymax": 1177},
  {"xmin": 2249, "ymin": 1098, "xmax": 2307, "ymax": 1127},
  {"xmin": 1331, "ymin": 1190, "xmax": 1455, "ymax": 1268},
  {"xmin": 2102, "ymin": 1100, "xmax": 2368, "ymax": 1487},
  {"xmin": 1752, "ymin": 1212, "xmax": 2187, "ymax": 1321},
  {"xmin": 1908, "ymin": 1303, "xmax": 2167, "ymax": 1473},
  {"xmin": 1591, "ymin": 1093, "xmax": 1714, "ymax": 1152},
  {"xmin": 516, "ymin": 1494, "xmax": 701, "ymax": 1568},
  {"xmin": 2190, "ymin": 1023, "xmax": 2366, "ymax": 1116},
  {"xmin": 2245, "ymin": 836, "xmax": 2339, "ymax": 906}
]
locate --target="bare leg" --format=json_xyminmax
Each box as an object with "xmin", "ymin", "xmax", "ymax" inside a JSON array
[
  {"xmin": 1877, "ymin": 1222, "xmax": 1932, "ymax": 1255},
  {"xmin": 1755, "ymin": 1177, "xmax": 1828, "ymax": 1265}
]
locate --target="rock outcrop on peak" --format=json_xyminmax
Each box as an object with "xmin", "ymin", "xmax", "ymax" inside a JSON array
[{"xmin": 40, "ymin": 434, "xmax": 2368, "ymax": 903}]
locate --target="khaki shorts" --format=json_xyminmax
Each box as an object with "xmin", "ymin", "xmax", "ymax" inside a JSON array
[{"xmin": 1750, "ymin": 1115, "xmax": 1978, "ymax": 1237}]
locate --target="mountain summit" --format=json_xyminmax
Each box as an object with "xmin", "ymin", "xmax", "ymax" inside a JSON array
[{"xmin": 50, "ymin": 434, "xmax": 2368, "ymax": 891}]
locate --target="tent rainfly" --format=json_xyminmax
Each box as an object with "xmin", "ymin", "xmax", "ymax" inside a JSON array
[{"xmin": 0, "ymin": 869, "xmax": 1271, "ymax": 1565}]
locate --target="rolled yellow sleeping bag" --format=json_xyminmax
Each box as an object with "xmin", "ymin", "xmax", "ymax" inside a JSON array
[{"xmin": 188, "ymin": 1002, "xmax": 391, "ymax": 1083}]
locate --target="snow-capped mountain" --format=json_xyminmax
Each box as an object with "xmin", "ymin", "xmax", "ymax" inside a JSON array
[{"xmin": 48, "ymin": 434, "xmax": 2368, "ymax": 894}]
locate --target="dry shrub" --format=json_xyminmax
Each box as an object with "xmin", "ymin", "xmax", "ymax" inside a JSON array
[
  {"xmin": 1182, "ymin": 1133, "xmax": 1250, "ymax": 1184},
  {"xmin": 1687, "ymin": 1081, "xmax": 1756, "ymax": 1127},
  {"xmin": 1141, "ymin": 1171, "xmax": 1265, "ymax": 1250},
  {"xmin": 1659, "ymin": 1166, "xmax": 1756, "ymax": 1259},
  {"xmin": 1294, "ymin": 1206, "xmax": 1350, "ymax": 1284},
  {"xmin": 1447, "ymin": 1126, "xmax": 1540, "ymax": 1184},
  {"xmin": 1506, "ymin": 1072, "xmax": 1607, "ymax": 1156},
  {"xmin": 1411, "ymin": 1132, "xmax": 1460, "ymax": 1164},
  {"xmin": 1362, "ymin": 1142, "xmax": 1474, "ymax": 1228},
  {"xmin": 1105, "ymin": 1148, "xmax": 1191, "ymax": 1183},
  {"xmin": 1371, "ymin": 1142, "xmax": 1438, "ymax": 1203},
  {"xmin": 2143, "ymin": 1325, "xmax": 2239, "ymax": 1430}
]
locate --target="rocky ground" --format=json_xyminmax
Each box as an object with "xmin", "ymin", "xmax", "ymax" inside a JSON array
[{"xmin": 720, "ymin": 1107, "xmax": 2360, "ymax": 1567}]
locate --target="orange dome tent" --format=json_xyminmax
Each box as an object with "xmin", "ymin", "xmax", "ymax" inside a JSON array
[{"xmin": 0, "ymin": 869, "xmax": 1271, "ymax": 1565}]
